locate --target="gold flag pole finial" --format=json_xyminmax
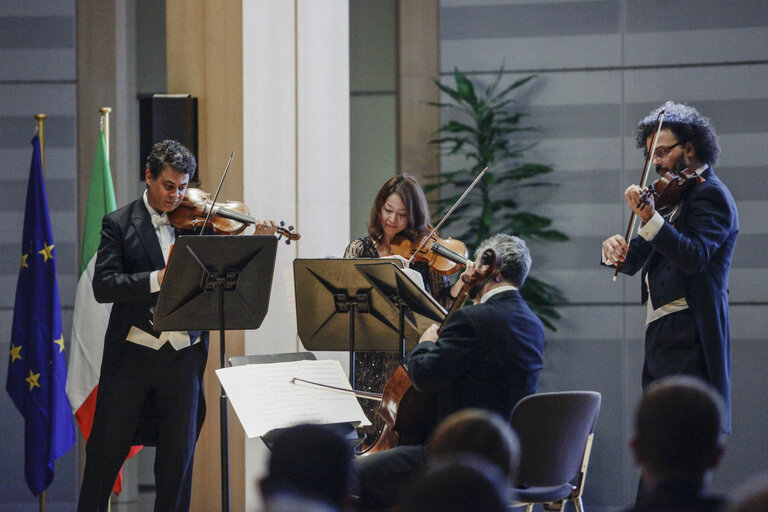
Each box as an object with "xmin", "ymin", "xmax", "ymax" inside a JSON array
[
  {"xmin": 99, "ymin": 107, "xmax": 111, "ymax": 162},
  {"xmin": 35, "ymin": 114, "xmax": 47, "ymax": 174}
]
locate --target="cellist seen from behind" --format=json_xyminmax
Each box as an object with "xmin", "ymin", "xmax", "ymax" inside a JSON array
[
  {"xmin": 354, "ymin": 234, "xmax": 545, "ymax": 511},
  {"xmin": 601, "ymin": 101, "xmax": 738, "ymax": 441}
]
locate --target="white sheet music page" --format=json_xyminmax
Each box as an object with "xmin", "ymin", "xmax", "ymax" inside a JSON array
[{"xmin": 215, "ymin": 359, "xmax": 371, "ymax": 438}]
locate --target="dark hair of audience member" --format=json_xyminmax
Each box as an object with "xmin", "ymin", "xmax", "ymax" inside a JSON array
[
  {"xmin": 259, "ymin": 423, "xmax": 353, "ymax": 510},
  {"xmin": 395, "ymin": 456, "xmax": 509, "ymax": 512},
  {"xmin": 426, "ymin": 408, "xmax": 520, "ymax": 482},
  {"xmin": 633, "ymin": 376, "xmax": 725, "ymax": 481}
]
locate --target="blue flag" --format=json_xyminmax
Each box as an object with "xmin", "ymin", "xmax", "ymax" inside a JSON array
[{"xmin": 6, "ymin": 134, "xmax": 75, "ymax": 496}]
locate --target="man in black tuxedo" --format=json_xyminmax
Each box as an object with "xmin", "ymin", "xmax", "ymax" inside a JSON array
[
  {"xmin": 602, "ymin": 101, "xmax": 738, "ymax": 433},
  {"xmin": 78, "ymin": 140, "xmax": 276, "ymax": 511},
  {"xmin": 354, "ymin": 234, "xmax": 546, "ymax": 510},
  {"xmin": 77, "ymin": 140, "xmax": 204, "ymax": 512}
]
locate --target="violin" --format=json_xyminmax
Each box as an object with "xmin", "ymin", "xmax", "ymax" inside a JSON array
[
  {"xmin": 168, "ymin": 188, "xmax": 300, "ymax": 242},
  {"xmin": 637, "ymin": 168, "xmax": 702, "ymax": 217},
  {"xmin": 359, "ymin": 248, "xmax": 501, "ymax": 455},
  {"xmin": 390, "ymin": 231, "xmax": 469, "ymax": 276},
  {"xmin": 390, "ymin": 168, "xmax": 488, "ymax": 276}
]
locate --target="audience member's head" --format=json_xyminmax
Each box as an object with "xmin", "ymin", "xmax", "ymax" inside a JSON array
[
  {"xmin": 426, "ymin": 408, "xmax": 520, "ymax": 482},
  {"xmin": 395, "ymin": 456, "xmax": 509, "ymax": 512},
  {"xmin": 728, "ymin": 472, "xmax": 768, "ymax": 512},
  {"xmin": 631, "ymin": 376, "xmax": 726, "ymax": 487},
  {"xmin": 259, "ymin": 423, "xmax": 353, "ymax": 511}
]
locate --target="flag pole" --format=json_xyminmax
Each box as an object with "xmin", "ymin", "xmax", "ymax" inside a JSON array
[
  {"xmin": 99, "ymin": 107, "xmax": 111, "ymax": 160},
  {"xmin": 35, "ymin": 114, "xmax": 46, "ymax": 174},
  {"xmin": 35, "ymin": 114, "xmax": 48, "ymax": 512},
  {"xmin": 99, "ymin": 106, "xmax": 113, "ymax": 512}
]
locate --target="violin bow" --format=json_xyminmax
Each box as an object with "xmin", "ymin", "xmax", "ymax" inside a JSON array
[
  {"xmin": 407, "ymin": 167, "xmax": 489, "ymax": 267},
  {"xmin": 613, "ymin": 109, "xmax": 665, "ymax": 281},
  {"xmin": 198, "ymin": 151, "xmax": 236, "ymax": 236}
]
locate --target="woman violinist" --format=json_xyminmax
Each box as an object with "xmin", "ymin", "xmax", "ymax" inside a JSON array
[{"xmin": 343, "ymin": 174, "xmax": 466, "ymax": 435}]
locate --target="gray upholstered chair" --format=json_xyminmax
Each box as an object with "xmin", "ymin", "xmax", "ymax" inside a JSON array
[{"xmin": 508, "ymin": 391, "xmax": 601, "ymax": 512}]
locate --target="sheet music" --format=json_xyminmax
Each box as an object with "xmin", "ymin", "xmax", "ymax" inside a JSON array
[
  {"xmin": 400, "ymin": 266, "xmax": 425, "ymax": 291},
  {"xmin": 215, "ymin": 359, "xmax": 371, "ymax": 438}
]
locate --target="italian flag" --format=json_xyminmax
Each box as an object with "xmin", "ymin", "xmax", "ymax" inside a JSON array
[{"xmin": 66, "ymin": 131, "xmax": 140, "ymax": 494}]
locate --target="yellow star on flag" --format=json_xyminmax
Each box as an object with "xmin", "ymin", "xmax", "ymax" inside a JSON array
[
  {"xmin": 26, "ymin": 370, "xmax": 41, "ymax": 390},
  {"xmin": 53, "ymin": 335, "xmax": 65, "ymax": 353},
  {"xmin": 10, "ymin": 343, "xmax": 22, "ymax": 363},
  {"xmin": 21, "ymin": 253, "xmax": 29, "ymax": 269},
  {"xmin": 39, "ymin": 242, "xmax": 55, "ymax": 262}
]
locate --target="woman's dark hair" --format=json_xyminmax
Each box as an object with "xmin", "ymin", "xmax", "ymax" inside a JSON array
[
  {"xmin": 635, "ymin": 101, "xmax": 721, "ymax": 165},
  {"xmin": 367, "ymin": 174, "xmax": 430, "ymax": 243},
  {"xmin": 146, "ymin": 139, "xmax": 197, "ymax": 178}
]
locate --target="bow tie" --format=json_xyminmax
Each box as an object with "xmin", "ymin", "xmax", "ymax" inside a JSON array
[{"xmin": 151, "ymin": 212, "xmax": 171, "ymax": 229}]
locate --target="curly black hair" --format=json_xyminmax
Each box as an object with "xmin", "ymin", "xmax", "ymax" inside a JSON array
[
  {"xmin": 146, "ymin": 139, "xmax": 197, "ymax": 178},
  {"xmin": 635, "ymin": 101, "xmax": 721, "ymax": 165}
]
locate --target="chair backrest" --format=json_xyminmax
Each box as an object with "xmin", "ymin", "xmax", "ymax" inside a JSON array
[{"xmin": 509, "ymin": 391, "xmax": 601, "ymax": 488}]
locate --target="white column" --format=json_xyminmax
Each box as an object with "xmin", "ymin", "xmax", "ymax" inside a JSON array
[{"xmin": 241, "ymin": 1, "xmax": 349, "ymax": 509}]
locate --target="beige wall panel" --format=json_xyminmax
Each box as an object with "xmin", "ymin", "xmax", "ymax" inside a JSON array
[
  {"xmin": 397, "ymin": 0, "xmax": 439, "ymax": 186},
  {"xmin": 166, "ymin": 1, "xmax": 246, "ymax": 511}
]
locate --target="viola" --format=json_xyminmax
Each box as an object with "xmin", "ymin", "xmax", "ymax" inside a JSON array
[
  {"xmin": 390, "ymin": 231, "xmax": 469, "ymax": 276},
  {"xmin": 637, "ymin": 168, "xmax": 702, "ymax": 217},
  {"xmin": 168, "ymin": 188, "xmax": 300, "ymax": 242}
]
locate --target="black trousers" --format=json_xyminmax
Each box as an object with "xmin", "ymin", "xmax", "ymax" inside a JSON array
[
  {"xmin": 642, "ymin": 308, "xmax": 708, "ymax": 390},
  {"xmin": 78, "ymin": 341, "xmax": 207, "ymax": 512},
  {"xmin": 637, "ymin": 308, "xmax": 707, "ymax": 505}
]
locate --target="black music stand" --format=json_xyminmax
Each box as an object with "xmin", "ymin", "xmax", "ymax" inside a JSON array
[
  {"xmin": 354, "ymin": 262, "xmax": 447, "ymax": 359},
  {"xmin": 154, "ymin": 235, "xmax": 277, "ymax": 512},
  {"xmin": 292, "ymin": 259, "xmax": 422, "ymax": 385}
]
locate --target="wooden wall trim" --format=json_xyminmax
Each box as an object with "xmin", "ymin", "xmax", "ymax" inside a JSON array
[
  {"xmin": 166, "ymin": 1, "xmax": 246, "ymax": 511},
  {"xmin": 397, "ymin": 0, "xmax": 440, "ymax": 188}
]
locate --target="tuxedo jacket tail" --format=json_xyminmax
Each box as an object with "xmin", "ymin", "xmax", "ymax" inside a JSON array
[
  {"xmin": 620, "ymin": 166, "xmax": 738, "ymax": 431},
  {"xmin": 92, "ymin": 198, "xmax": 208, "ymax": 445}
]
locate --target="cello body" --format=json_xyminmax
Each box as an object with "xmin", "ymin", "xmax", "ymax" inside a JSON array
[{"xmin": 358, "ymin": 366, "xmax": 437, "ymax": 454}]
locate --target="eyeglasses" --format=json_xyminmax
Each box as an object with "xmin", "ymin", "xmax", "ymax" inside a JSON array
[{"xmin": 645, "ymin": 141, "xmax": 683, "ymax": 159}]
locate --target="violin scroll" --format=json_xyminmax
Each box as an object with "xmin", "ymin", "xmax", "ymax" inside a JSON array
[
  {"xmin": 636, "ymin": 168, "xmax": 701, "ymax": 217},
  {"xmin": 438, "ymin": 248, "xmax": 501, "ymax": 335},
  {"xmin": 276, "ymin": 221, "xmax": 300, "ymax": 244}
]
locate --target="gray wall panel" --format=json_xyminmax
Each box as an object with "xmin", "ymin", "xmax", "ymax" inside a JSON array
[
  {"xmin": 442, "ymin": 1, "xmax": 768, "ymax": 507},
  {"xmin": 442, "ymin": 1, "xmax": 619, "ymax": 40},
  {"xmin": 0, "ymin": 16, "xmax": 74, "ymax": 48},
  {"xmin": 625, "ymin": 0, "xmax": 768, "ymax": 33},
  {"xmin": 0, "ymin": 49, "xmax": 76, "ymax": 81},
  {"xmin": 0, "ymin": 2, "xmax": 78, "ymax": 508},
  {"xmin": 442, "ymin": 34, "xmax": 623, "ymax": 72}
]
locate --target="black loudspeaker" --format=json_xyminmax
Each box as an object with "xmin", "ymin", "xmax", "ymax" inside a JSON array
[{"xmin": 139, "ymin": 94, "xmax": 199, "ymax": 182}]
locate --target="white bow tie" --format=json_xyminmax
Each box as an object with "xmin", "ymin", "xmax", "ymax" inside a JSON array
[{"xmin": 151, "ymin": 212, "xmax": 171, "ymax": 229}]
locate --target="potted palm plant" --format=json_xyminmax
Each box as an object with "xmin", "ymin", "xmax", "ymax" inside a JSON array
[{"xmin": 426, "ymin": 67, "xmax": 567, "ymax": 330}]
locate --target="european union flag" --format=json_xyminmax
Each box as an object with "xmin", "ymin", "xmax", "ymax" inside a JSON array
[{"xmin": 6, "ymin": 134, "xmax": 75, "ymax": 496}]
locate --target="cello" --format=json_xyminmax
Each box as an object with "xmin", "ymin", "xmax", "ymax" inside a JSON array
[{"xmin": 359, "ymin": 247, "xmax": 501, "ymax": 454}]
